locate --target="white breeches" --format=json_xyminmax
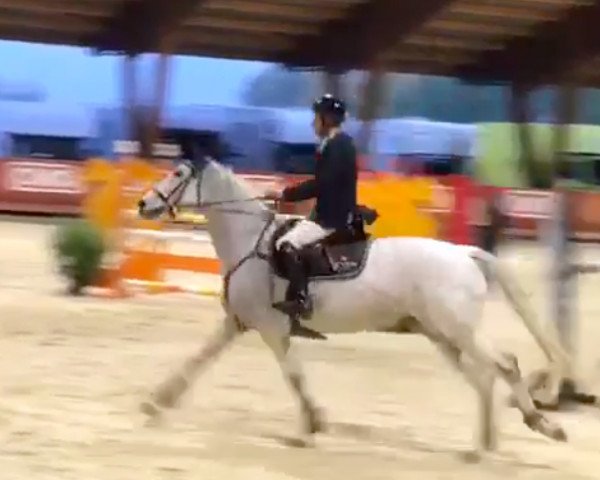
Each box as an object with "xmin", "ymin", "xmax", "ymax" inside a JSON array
[{"xmin": 275, "ymin": 219, "xmax": 334, "ymax": 250}]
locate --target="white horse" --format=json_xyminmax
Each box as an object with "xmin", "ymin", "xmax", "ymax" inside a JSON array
[{"xmin": 137, "ymin": 158, "xmax": 569, "ymax": 453}]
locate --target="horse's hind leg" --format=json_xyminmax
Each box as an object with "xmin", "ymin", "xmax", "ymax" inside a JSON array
[
  {"xmin": 259, "ymin": 325, "xmax": 324, "ymax": 443},
  {"xmin": 436, "ymin": 341, "xmax": 497, "ymax": 451},
  {"xmin": 459, "ymin": 337, "xmax": 567, "ymax": 442},
  {"xmin": 496, "ymin": 351, "xmax": 566, "ymax": 441}
]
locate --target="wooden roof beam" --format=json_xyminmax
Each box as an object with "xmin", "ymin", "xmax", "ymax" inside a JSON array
[
  {"xmin": 0, "ymin": 25, "xmax": 89, "ymax": 46},
  {"xmin": 403, "ymin": 34, "xmax": 500, "ymax": 51},
  {"xmin": 281, "ymin": 0, "xmax": 455, "ymax": 70},
  {"xmin": 454, "ymin": 1, "xmax": 600, "ymax": 85},
  {"xmin": 446, "ymin": 3, "xmax": 560, "ymax": 22},
  {"xmin": 0, "ymin": 0, "xmax": 116, "ymax": 17},
  {"xmin": 199, "ymin": 0, "xmax": 344, "ymax": 22},
  {"xmin": 0, "ymin": 10, "xmax": 100, "ymax": 32},
  {"xmin": 179, "ymin": 29, "xmax": 295, "ymax": 50},
  {"xmin": 92, "ymin": 0, "xmax": 208, "ymax": 54},
  {"xmin": 425, "ymin": 18, "xmax": 532, "ymax": 36},
  {"xmin": 185, "ymin": 15, "xmax": 320, "ymax": 35},
  {"xmin": 384, "ymin": 46, "xmax": 472, "ymax": 65}
]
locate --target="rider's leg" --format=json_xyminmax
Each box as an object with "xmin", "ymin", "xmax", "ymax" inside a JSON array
[
  {"xmin": 274, "ymin": 221, "xmax": 332, "ymax": 319},
  {"xmin": 275, "ymin": 220, "xmax": 333, "ymax": 250},
  {"xmin": 273, "ymin": 241, "xmax": 313, "ymax": 318}
]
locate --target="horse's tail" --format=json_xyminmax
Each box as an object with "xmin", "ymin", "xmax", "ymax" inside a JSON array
[{"xmin": 465, "ymin": 246, "xmax": 570, "ymax": 373}]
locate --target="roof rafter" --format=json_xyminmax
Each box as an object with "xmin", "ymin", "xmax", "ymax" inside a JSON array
[
  {"xmin": 92, "ymin": 0, "xmax": 207, "ymax": 54},
  {"xmin": 454, "ymin": 1, "xmax": 600, "ymax": 85},
  {"xmin": 282, "ymin": 0, "xmax": 455, "ymax": 70}
]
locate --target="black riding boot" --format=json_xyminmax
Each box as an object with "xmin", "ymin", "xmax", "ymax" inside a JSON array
[{"xmin": 273, "ymin": 243, "xmax": 313, "ymax": 320}]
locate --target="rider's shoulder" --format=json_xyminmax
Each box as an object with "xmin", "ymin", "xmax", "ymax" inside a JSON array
[{"xmin": 329, "ymin": 131, "xmax": 355, "ymax": 147}]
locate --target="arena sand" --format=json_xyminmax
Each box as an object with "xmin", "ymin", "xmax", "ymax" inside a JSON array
[{"xmin": 2, "ymin": 217, "xmax": 600, "ymax": 479}]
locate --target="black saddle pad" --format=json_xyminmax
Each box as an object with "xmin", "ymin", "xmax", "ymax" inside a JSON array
[
  {"xmin": 270, "ymin": 219, "xmax": 372, "ymax": 282},
  {"xmin": 303, "ymin": 240, "xmax": 371, "ymax": 280}
]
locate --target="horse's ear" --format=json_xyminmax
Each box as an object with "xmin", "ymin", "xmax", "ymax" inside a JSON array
[{"xmin": 191, "ymin": 156, "xmax": 211, "ymax": 171}]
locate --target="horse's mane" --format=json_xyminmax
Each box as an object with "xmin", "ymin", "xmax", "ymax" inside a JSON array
[{"xmin": 206, "ymin": 159, "xmax": 267, "ymax": 210}]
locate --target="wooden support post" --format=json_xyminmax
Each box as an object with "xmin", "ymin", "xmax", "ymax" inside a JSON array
[
  {"xmin": 121, "ymin": 43, "xmax": 171, "ymax": 160},
  {"xmin": 145, "ymin": 50, "xmax": 171, "ymax": 160},
  {"xmin": 122, "ymin": 54, "xmax": 138, "ymax": 143},
  {"xmin": 323, "ymin": 70, "xmax": 342, "ymax": 98},
  {"xmin": 509, "ymin": 83, "xmax": 542, "ymax": 188},
  {"xmin": 528, "ymin": 83, "xmax": 599, "ymax": 409},
  {"xmin": 550, "ymin": 84, "xmax": 597, "ymax": 406},
  {"xmin": 552, "ymin": 84, "xmax": 577, "ymax": 367},
  {"xmin": 356, "ymin": 66, "xmax": 387, "ymax": 167}
]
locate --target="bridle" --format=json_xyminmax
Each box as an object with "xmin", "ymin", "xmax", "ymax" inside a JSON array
[
  {"xmin": 154, "ymin": 160, "xmax": 272, "ymax": 218},
  {"xmin": 151, "ymin": 159, "xmax": 277, "ymax": 306}
]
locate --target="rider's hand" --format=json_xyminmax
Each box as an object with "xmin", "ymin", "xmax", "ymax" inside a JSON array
[{"xmin": 263, "ymin": 189, "xmax": 282, "ymax": 201}]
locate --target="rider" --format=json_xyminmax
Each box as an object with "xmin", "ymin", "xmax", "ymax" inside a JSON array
[{"xmin": 266, "ymin": 93, "xmax": 358, "ymax": 319}]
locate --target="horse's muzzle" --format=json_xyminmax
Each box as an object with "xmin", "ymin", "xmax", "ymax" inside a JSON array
[{"xmin": 137, "ymin": 199, "xmax": 162, "ymax": 219}]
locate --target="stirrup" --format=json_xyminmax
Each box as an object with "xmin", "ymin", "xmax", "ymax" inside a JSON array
[
  {"xmin": 273, "ymin": 295, "xmax": 312, "ymax": 320},
  {"xmin": 290, "ymin": 318, "xmax": 327, "ymax": 341}
]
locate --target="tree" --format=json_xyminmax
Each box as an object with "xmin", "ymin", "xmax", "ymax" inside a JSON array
[
  {"xmin": 242, "ymin": 68, "xmax": 315, "ymax": 107},
  {"xmin": 241, "ymin": 66, "xmax": 600, "ymax": 126}
]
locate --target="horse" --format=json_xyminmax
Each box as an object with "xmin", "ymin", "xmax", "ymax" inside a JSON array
[{"xmin": 137, "ymin": 157, "xmax": 569, "ymax": 454}]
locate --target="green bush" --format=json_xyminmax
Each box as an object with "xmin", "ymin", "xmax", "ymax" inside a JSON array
[{"xmin": 53, "ymin": 220, "xmax": 105, "ymax": 295}]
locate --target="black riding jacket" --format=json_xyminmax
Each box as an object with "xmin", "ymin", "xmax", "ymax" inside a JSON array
[{"xmin": 281, "ymin": 132, "xmax": 357, "ymax": 230}]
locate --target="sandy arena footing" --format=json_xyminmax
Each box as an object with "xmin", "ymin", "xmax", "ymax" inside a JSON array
[{"xmin": 2, "ymin": 218, "xmax": 600, "ymax": 479}]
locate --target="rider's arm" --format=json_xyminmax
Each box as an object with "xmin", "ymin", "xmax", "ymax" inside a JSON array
[
  {"xmin": 280, "ymin": 137, "xmax": 352, "ymax": 202},
  {"xmin": 281, "ymin": 179, "xmax": 317, "ymax": 202}
]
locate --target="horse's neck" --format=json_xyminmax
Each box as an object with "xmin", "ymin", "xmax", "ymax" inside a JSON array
[
  {"xmin": 204, "ymin": 209, "xmax": 264, "ymax": 268},
  {"xmin": 196, "ymin": 164, "xmax": 271, "ymax": 269},
  {"xmin": 203, "ymin": 173, "xmax": 269, "ymax": 269}
]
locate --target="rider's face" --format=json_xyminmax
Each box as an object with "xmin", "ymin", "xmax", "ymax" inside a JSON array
[{"xmin": 312, "ymin": 113, "xmax": 326, "ymax": 138}]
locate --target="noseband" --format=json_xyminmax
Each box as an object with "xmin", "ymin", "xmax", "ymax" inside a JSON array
[
  {"xmin": 152, "ymin": 161, "xmax": 198, "ymax": 219},
  {"xmin": 149, "ymin": 159, "xmax": 280, "ymax": 308}
]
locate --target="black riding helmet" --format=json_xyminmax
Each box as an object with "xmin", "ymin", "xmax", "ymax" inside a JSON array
[{"xmin": 312, "ymin": 94, "xmax": 346, "ymax": 126}]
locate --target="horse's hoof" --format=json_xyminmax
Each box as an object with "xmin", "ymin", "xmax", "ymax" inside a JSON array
[
  {"xmin": 461, "ymin": 450, "xmax": 482, "ymax": 464},
  {"xmin": 140, "ymin": 399, "xmax": 162, "ymax": 418},
  {"xmin": 550, "ymin": 425, "xmax": 568, "ymax": 442},
  {"xmin": 525, "ymin": 412, "xmax": 567, "ymax": 442},
  {"xmin": 307, "ymin": 407, "xmax": 326, "ymax": 434},
  {"xmin": 480, "ymin": 434, "xmax": 497, "ymax": 452},
  {"xmin": 287, "ymin": 437, "xmax": 311, "ymax": 448}
]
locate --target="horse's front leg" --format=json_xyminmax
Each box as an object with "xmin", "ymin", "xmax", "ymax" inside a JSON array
[
  {"xmin": 436, "ymin": 340, "xmax": 497, "ymax": 453},
  {"xmin": 141, "ymin": 315, "xmax": 241, "ymax": 418},
  {"xmin": 260, "ymin": 323, "xmax": 325, "ymax": 443}
]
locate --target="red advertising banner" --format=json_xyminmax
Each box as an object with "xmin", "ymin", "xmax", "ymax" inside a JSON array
[
  {"xmin": 0, "ymin": 159, "xmax": 84, "ymax": 214},
  {"xmin": 1, "ymin": 158, "xmax": 600, "ymax": 241}
]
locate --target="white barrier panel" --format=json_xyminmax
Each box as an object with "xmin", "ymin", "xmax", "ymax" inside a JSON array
[{"xmin": 124, "ymin": 228, "xmax": 213, "ymax": 243}]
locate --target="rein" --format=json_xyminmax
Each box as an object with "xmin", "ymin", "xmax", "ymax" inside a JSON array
[
  {"xmin": 153, "ymin": 161, "xmax": 281, "ymax": 308},
  {"xmin": 221, "ymin": 213, "xmax": 275, "ymax": 306},
  {"xmin": 159, "ymin": 165, "xmax": 273, "ymax": 220},
  {"xmin": 191, "ymin": 164, "xmax": 278, "ymax": 306}
]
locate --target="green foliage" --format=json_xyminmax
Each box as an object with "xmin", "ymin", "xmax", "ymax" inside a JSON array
[
  {"xmin": 242, "ymin": 69, "xmax": 315, "ymax": 108},
  {"xmin": 53, "ymin": 220, "xmax": 105, "ymax": 295},
  {"xmin": 242, "ymin": 67, "xmax": 600, "ymax": 188},
  {"xmin": 242, "ymin": 67, "xmax": 600, "ymax": 125}
]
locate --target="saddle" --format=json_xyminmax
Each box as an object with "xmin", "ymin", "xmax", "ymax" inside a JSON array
[{"xmin": 270, "ymin": 205, "xmax": 377, "ymax": 282}]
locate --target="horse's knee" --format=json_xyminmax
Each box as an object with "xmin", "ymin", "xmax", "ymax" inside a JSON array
[
  {"xmin": 437, "ymin": 341, "xmax": 462, "ymax": 366},
  {"xmin": 496, "ymin": 352, "xmax": 521, "ymax": 383},
  {"xmin": 288, "ymin": 371, "xmax": 304, "ymax": 394}
]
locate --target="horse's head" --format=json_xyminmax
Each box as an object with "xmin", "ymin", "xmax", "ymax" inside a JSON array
[
  {"xmin": 138, "ymin": 159, "xmax": 198, "ymax": 219},
  {"xmin": 138, "ymin": 157, "xmax": 264, "ymax": 220}
]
